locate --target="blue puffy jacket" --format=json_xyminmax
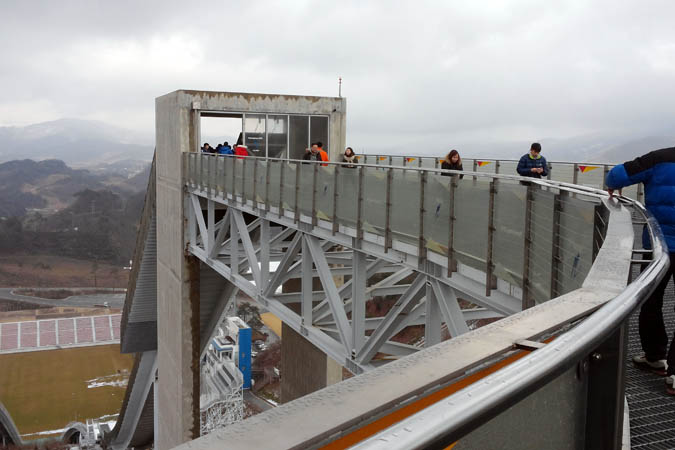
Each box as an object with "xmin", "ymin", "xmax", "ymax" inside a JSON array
[
  {"xmin": 517, "ymin": 153, "xmax": 549, "ymax": 178},
  {"xmin": 605, "ymin": 147, "xmax": 675, "ymax": 252},
  {"xmin": 218, "ymin": 146, "xmax": 233, "ymax": 155}
]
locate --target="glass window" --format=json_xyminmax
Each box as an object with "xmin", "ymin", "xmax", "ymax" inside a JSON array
[
  {"xmin": 310, "ymin": 116, "xmax": 329, "ymax": 154},
  {"xmin": 267, "ymin": 115, "xmax": 288, "ymax": 158},
  {"xmin": 244, "ymin": 114, "xmax": 266, "ymax": 157},
  {"xmin": 289, "ymin": 115, "xmax": 309, "ymax": 160}
]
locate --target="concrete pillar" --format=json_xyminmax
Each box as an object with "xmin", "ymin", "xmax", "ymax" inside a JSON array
[
  {"xmin": 155, "ymin": 92, "xmax": 201, "ymax": 449},
  {"xmin": 281, "ymin": 323, "xmax": 343, "ymax": 403},
  {"xmin": 154, "ymin": 90, "xmax": 347, "ymax": 446},
  {"xmin": 280, "ymin": 264, "xmax": 343, "ymax": 403}
]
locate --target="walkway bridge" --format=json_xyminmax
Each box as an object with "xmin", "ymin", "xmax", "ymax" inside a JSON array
[{"xmin": 104, "ymin": 90, "xmax": 670, "ymax": 450}]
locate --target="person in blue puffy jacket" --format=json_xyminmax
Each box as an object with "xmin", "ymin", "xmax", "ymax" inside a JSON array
[
  {"xmin": 516, "ymin": 143, "xmax": 549, "ymax": 178},
  {"xmin": 606, "ymin": 147, "xmax": 675, "ymax": 393}
]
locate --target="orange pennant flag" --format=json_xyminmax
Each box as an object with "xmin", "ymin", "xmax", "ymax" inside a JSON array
[
  {"xmin": 476, "ymin": 161, "xmax": 491, "ymax": 167},
  {"xmin": 578, "ymin": 165, "xmax": 599, "ymax": 173}
]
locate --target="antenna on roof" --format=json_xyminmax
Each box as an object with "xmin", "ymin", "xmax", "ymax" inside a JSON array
[{"xmin": 338, "ymin": 77, "xmax": 342, "ymax": 98}]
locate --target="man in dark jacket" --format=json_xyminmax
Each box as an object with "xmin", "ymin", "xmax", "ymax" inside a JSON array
[
  {"xmin": 517, "ymin": 143, "xmax": 548, "ymax": 178},
  {"xmin": 606, "ymin": 147, "xmax": 675, "ymax": 393}
]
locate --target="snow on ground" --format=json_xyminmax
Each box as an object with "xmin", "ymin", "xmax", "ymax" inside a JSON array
[{"xmin": 86, "ymin": 373, "xmax": 128, "ymax": 389}]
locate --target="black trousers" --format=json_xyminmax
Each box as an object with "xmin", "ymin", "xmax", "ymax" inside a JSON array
[{"xmin": 639, "ymin": 253, "xmax": 675, "ymax": 373}]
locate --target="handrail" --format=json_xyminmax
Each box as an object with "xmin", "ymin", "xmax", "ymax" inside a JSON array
[
  {"xmin": 191, "ymin": 152, "xmax": 611, "ymax": 198},
  {"xmin": 188, "ymin": 152, "xmax": 607, "ymax": 305},
  {"xmin": 359, "ymin": 152, "xmax": 620, "ymax": 167},
  {"xmin": 353, "ymin": 200, "xmax": 670, "ymax": 449}
]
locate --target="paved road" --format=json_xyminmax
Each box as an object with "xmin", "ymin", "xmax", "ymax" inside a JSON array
[{"xmin": 0, "ymin": 288, "xmax": 125, "ymax": 309}]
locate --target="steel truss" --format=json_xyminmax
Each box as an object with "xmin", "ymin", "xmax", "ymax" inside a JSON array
[{"xmin": 186, "ymin": 189, "xmax": 516, "ymax": 374}]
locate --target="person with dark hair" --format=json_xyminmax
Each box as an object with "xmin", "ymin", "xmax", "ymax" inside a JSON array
[
  {"xmin": 201, "ymin": 143, "xmax": 215, "ymax": 153},
  {"xmin": 606, "ymin": 147, "xmax": 675, "ymax": 394},
  {"xmin": 441, "ymin": 149, "xmax": 464, "ymax": 179},
  {"xmin": 303, "ymin": 142, "xmax": 329, "ymax": 162},
  {"xmin": 342, "ymin": 147, "xmax": 357, "ymax": 168},
  {"xmin": 517, "ymin": 143, "xmax": 548, "ymax": 178}
]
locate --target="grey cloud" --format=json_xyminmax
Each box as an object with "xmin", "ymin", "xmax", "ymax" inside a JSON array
[{"xmin": 1, "ymin": 0, "xmax": 675, "ymax": 157}]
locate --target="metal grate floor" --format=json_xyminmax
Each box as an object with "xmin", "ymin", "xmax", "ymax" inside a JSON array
[{"xmin": 627, "ymin": 274, "xmax": 675, "ymax": 449}]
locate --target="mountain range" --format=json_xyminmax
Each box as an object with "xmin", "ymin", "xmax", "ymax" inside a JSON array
[
  {"xmin": 0, "ymin": 118, "xmax": 154, "ymax": 166},
  {"xmin": 0, "ymin": 158, "xmax": 149, "ymax": 217}
]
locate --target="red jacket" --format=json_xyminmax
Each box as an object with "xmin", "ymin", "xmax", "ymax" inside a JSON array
[{"xmin": 234, "ymin": 146, "xmax": 249, "ymax": 158}]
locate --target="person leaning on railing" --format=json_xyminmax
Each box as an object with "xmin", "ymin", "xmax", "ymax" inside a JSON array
[
  {"xmin": 441, "ymin": 149, "xmax": 464, "ymax": 179},
  {"xmin": 517, "ymin": 142, "xmax": 548, "ymax": 178},
  {"xmin": 342, "ymin": 147, "xmax": 358, "ymax": 168},
  {"xmin": 303, "ymin": 142, "xmax": 329, "ymax": 163},
  {"xmin": 606, "ymin": 146, "xmax": 675, "ymax": 394}
]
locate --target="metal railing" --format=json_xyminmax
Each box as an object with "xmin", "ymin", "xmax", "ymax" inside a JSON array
[
  {"xmin": 179, "ymin": 152, "xmax": 669, "ymax": 449},
  {"xmin": 357, "ymin": 153, "xmax": 644, "ymax": 204},
  {"xmin": 186, "ymin": 153, "xmax": 606, "ymax": 306},
  {"xmin": 354, "ymin": 200, "xmax": 670, "ymax": 450}
]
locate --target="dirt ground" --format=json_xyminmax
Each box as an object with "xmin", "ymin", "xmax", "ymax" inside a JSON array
[
  {"xmin": 0, "ymin": 345, "xmax": 133, "ymax": 437},
  {"xmin": 0, "ymin": 255, "xmax": 130, "ymax": 289}
]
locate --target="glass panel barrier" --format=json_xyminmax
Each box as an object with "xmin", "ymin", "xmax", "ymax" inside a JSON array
[
  {"xmin": 316, "ymin": 165, "xmax": 335, "ymax": 222},
  {"xmin": 336, "ymin": 166, "xmax": 359, "ymax": 229},
  {"xmin": 453, "ymin": 176, "xmax": 489, "ymax": 271},
  {"xmin": 282, "ymin": 161, "xmax": 297, "ymax": 215},
  {"xmin": 621, "ymin": 183, "xmax": 639, "ymax": 201},
  {"xmin": 362, "ymin": 167, "xmax": 387, "ymax": 237},
  {"xmin": 529, "ymin": 188, "xmax": 555, "ymax": 304},
  {"xmin": 208, "ymin": 155, "xmax": 216, "ymax": 191},
  {"xmin": 255, "ymin": 159, "xmax": 268, "ymax": 205},
  {"xmin": 187, "ymin": 153, "xmax": 196, "ymax": 186},
  {"xmin": 197, "ymin": 154, "xmax": 205, "ymax": 190},
  {"xmin": 234, "ymin": 157, "xmax": 244, "ymax": 198},
  {"xmin": 492, "ymin": 180, "xmax": 527, "ymax": 287},
  {"xmin": 243, "ymin": 158, "xmax": 255, "ymax": 205},
  {"xmin": 576, "ymin": 164, "xmax": 605, "ymax": 189},
  {"xmin": 298, "ymin": 163, "xmax": 314, "ymax": 218},
  {"xmin": 390, "ymin": 170, "xmax": 420, "ymax": 247},
  {"xmin": 186, "ymin": 153, "xmax": 604, "ymax": 304},
  {"xmin": 403, "ymin": 156, "xmax": 420, "ymax": 167},
  {"xmin": 216, "ymin": 156, "xmax": 224, "ymax": 195},
  {"xmin": 557, "ymin": 195, "xmax": 596, "ymax": 294},
  {"xmin": 499, "ymin": 161, "xmax": 518, "ymax": 176},
  {"xmin": 268, "ymin": 159, "xmax": 282, "ymax": 211},
  {"xmin": 390, "ymin": 156, "xmax": 404, "ymax": 167},
  {"xmin": 474, "ymin": 160, "xmax": 497, "ymax": 174},
  {"xmin": 550, "ymin": 163, "xmax": 574, "ymax": 184},
  {"xmin": 223, "ymin": 155, "xmax": 234, "ymax": 199},
  {"xmin": 420, "ymin": 157, "xmax": 437, "ymax": 169},
  {"xmin": 423, "ymin": 173, "xmax": 452, "ymax": 256}
]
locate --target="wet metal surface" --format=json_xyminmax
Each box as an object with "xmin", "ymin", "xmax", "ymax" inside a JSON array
[{"xmin": 627, "ymin": 274, "xmax": 675, "ymax": 449}]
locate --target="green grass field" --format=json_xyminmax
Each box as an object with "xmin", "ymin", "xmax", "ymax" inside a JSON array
[{"xmin": 0, "ymin": 345, "xmax": 133, "ymax": 437}]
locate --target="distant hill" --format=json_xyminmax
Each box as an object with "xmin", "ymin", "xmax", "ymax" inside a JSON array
[
  {"xmin": 0, "ymin": 188, "xmax": 146, "ymax": 264},
  {"xmin": 0, "ymin": 158, "xmax": 150, "ymax": 217},
  {"xmin": 0, "ymin": 118, "xmax": 153, "ymax": 165}
]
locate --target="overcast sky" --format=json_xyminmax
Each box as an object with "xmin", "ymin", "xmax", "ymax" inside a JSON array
[{"xmin": 1, "ymin": 1, "xmax": 674, "ymax": 156}]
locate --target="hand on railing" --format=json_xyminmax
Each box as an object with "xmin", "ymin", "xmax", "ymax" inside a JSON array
[{"xmin": 606, "ymin": 188, "xmax": 623, "ymax": 197}]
